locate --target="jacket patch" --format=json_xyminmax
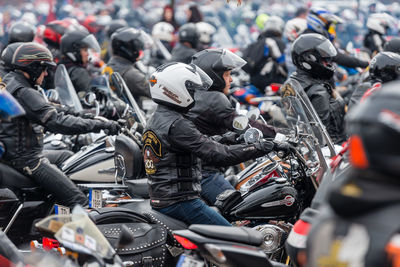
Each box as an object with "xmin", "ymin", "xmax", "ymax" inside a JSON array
[
  {"xmin": 143, "ymin": 130, "xmax": 162, "ymax": 175},
  {"xmin": 281, "ymin": 83, "xmax": 296, "ymax": 98}
]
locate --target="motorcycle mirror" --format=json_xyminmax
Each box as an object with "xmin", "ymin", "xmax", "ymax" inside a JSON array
[
  {"xmin": 232, "ymin": 115, "xmax": 249, "ymax": 131},
  {"xmin": 246, "ymin": 108, "xmax": 260, "ymax": 120},
  {"xmin": 116, "ymin": 224, "xmax": 135, "ymax": 249},
  {"xmin": 46, "ymin": 89, "xmax": 59, "ymax": 103},
  {"xmin": 244, "ymin": 128, "xmax": 263, "ymax": 144},
  {"xmin": 84, "ymin": 92, "xmax": 97, "ymax": 106}
]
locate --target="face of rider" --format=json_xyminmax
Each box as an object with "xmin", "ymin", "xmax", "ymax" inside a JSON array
[
  {"xmin": 80, "ymin": 47, "xmax": 89, "ymax": 65},
  {"xmin": 35, "ymin": 68, "xmax": 48, "ymax": 85},
  {"xmin": 222, "ymin": 70, "xmax": 232, "ymax": 95}
]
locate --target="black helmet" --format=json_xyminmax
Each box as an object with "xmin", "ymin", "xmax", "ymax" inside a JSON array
[
  {"xmin": 346, "ymin": 82, "xmax": 400, "ymax": 177},
  {"xmin": 191, "ymin": 48, "xmax": 246, "ymax": 91},
  {"xmin": 8, "ymin": 21, "xmax": 35, "ymax": 44},
  {"xmin": 111, "ymin": 27, "xmax": 144, "ymax": 63},
  {"xmin": 1, "ymin": 42, "xmax": 23, "ymax": 71},
  {"xmin": 292, "ymin": 33, "xmax": 337, "ymax": 80},
  {"xmin": 11, "ymin": 42, "xmax": 56, "ymax": 84},
  {"xmin": 105, "ymin": 19, "xmax": 128, "ymax": 38},
  {"xmin": 384, "ymin": 37, "xmax": 400, "ymax": 54},
  {"xmin": 178, "ymin": 23, "xmax": 199, "ymax": 48},
  {"xmin": 369, "ymin": 52, "xmax": 400, "ymax": 83},
  {"xmin": 60, "ymin": 29, "xmax": 100, "ymax": 64}
]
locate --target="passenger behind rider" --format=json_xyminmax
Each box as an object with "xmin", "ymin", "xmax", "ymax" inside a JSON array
[{"xmin": 188, "ymin": 48, "xmax": 276, "ymax": 204}]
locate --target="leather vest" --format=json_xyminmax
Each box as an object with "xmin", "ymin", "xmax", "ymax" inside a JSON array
[{"xmin": 143, "ymin": 105, "xmax": 201, "ymax": 209}]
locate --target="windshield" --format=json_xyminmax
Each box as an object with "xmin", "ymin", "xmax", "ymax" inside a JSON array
[
  {"xmin": 271, "ymin": 96, "xmax": 321, "ymax": 174},
  {"xmin": 55, "ymin": 64, "xmax": 83, "ymax": 112},
  {"xmin": 36, "ymin": 214, "xmax": 115, "ymax": 259}
]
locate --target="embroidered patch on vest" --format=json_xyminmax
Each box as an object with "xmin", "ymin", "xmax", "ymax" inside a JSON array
[{"xmin": 143, "ymin": 130, "xmax": 162, "ymax": 174}]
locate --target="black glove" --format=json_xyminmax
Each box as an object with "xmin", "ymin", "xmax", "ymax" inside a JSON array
[
  {"xmin": 256, "ymin": 140, "xmax": 275, "ymax": 153},
  {"xmin": 80, "ymin": 111, "xmax": 95, "ymax": 119},
  {"xmin": 273, "ymin": 141, "xmax": 291, "ymax": 158},
  {"xmin": 102, "ymin": 121, "xmax": 121, "ymax": 135},
  {"xmin": 221, "ymin": 131, "xmax": 239, "ymax": 145}
]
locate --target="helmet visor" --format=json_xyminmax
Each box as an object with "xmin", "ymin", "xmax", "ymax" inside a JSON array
[
  {"xmin": 214, "ymin": 49, "xmax": 247, "ymax": 71},
  {"xmin": 316, "ymin": 39, "xmax": 337, "ymax": 58},
  {"xmin": 186, "ymin": 63, "xmax": 213, "ymax": 91},
  {"xmin": 0, "ymin": 87, "xmax": 25, "ymax": 119},
  {"xmin": 81, "ymin": 34, "xmax": 100, "ymax": 54}
]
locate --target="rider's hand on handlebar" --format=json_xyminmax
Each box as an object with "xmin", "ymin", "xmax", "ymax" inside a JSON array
[
  {"xmin": 273, "ymin": 141, "xmax": 291, "ymax": 158},
  {"xmin": 102, "ymin": 121, "xmax": 121, "ymax": 135}
]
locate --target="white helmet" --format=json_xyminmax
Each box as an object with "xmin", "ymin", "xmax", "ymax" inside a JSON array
[
  {"xmin": 196, "ymin": 22, "xmax": 216, "ymax": 44},
  {"xmin": 152, "ymin": 22, "xmax": 174, "ymax": 42},
  {"xmin": 263, "ymin": 16, "xmax": 285, "ymax": 35},
  {"xmin": 366, "ymin": 13, "xmax": 396, "ymax": 35},
  {"xmin": 149, "ymin": 62, "xmax": 213, "ymax": 109},
  {"xmin": 284, "ymin": 18, "xmax": 307, "ymax": 42}
]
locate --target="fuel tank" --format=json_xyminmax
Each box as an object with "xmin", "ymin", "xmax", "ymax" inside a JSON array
[{"xmin": 229, "ymin": 178, "xmax": 299, "ymax": 221}]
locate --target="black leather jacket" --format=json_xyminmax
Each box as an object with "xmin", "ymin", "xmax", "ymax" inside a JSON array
[
  {"xmin": 61, "ymin": 59, "xmax": 92, "ymax": 95},
  {"xmin": 286, "ymin": 70, "xmax": 346, "ymax": 144},
  {"xmin": 307, "ymin": 169, "xmax": 400, "ymax": 267},
  {"xmin": 104, "ymin": 56, "xmax": 151, "ymax": 99},
  {"xmin": 364, "ymin": 30, "xmax": 386, "ymax": 55},
  {"xmin": 0, "ymin": 71, "xmax": 107, "ymax": 166},
  {"xmin": 186, "ymin": 90, "xmax": 276, "ymax": 137},
  {"xmin": 143, "ymin": 105, "xmax": 267, "ymax": 209},
  {"xmin": 170, "ymin": 44, "xmax": 197, "ymax": 64}
]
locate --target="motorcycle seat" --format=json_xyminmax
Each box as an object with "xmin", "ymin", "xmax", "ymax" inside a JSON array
[
  {"xmin": 0, "ymin": 163, "xmax": 37, "ymax": 189},
  {"xmin": 189, "ymin": 224, "xmax": 264, "ymax": 247},
  {"xmin": 126, "ymin": 178, "xmax": 149, "ymax": 199}
]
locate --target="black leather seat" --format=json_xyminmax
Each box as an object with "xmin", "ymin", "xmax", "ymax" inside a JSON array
[
  {"xmin": 114, "ymin": 135, "xmax": 144, "ymax": 180},
  {"xmin": 126, "ymin": 178, "xmax": 149, "ymax": 198},
  {"xmin": 0, "ymin": 163, "xmax": 37, "ymax": 189},
  {"xmin": 189, "ymin": 224, "xmax": 264, "ymax": 247}
]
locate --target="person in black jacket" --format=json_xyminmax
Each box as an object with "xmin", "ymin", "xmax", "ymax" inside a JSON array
[
  {"xmin": 60, "ymin": 29, "xmax": 101, "ymax": 96},
  {"xmin": 189, "ymin": 48, "xmax": 276, "ymax": 204},
  {"xmin": 348, "ymin": 52, "xmax": 400, "ymax": 110},
  {"xmin": 306, "ymin": 84, "xmax": 400, "ymax": 267},
  {"xmin": 0, "ymin": 43, "xmax": 120, "ymax": 208},
  {"xmin": 242, "ymin": 16, "xmax": 287, "ymax": 93},
  {"xmin": 304, "ymin": 7, "xmax": 369, "ymax": 69},
  {"xmin": 144, "ymin": 62, "xmax": 288, "ymax": 225},
  {"xmin": 283, "ymin": 33, "xmax": 346, "ymax": 144},
  {"xmin": 170, "ymin": 23, "xmax": 199, "ymax": 64},
  {"xmin": 103, "ymin": 27, "xmax": 151, "ymax": 104}
]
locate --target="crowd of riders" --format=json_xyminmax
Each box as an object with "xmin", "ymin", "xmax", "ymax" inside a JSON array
[{"xmin": 1, "ymin": 0, "xmax": 400, "ymax": 266}]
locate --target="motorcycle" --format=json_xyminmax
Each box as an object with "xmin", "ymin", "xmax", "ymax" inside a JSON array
[{"xmin": 172, "ymin": 224, "xmax": 287, "ymax": 267}]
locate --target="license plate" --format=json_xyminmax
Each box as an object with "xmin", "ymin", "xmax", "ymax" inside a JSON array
[
  {"xmin": 89, "ymin": 189, "xmax": 102, "ymax": 208},
  {"xmin": 54, "ymin": 204, "xmax": 70, "ymax": 215},
  {"xmin": 177, "ymin": 254, "xmax": 204, "ymax": 267}
]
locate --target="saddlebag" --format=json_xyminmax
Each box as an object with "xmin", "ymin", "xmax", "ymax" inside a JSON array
[{"xmin": 92, "ymin": 208, "xmax": 168, "ymax": 267}]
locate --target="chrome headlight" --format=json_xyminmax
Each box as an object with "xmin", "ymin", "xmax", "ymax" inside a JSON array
[{"xmin": 253, "ymin": 224, "xmax": 290, "ymax": 254}]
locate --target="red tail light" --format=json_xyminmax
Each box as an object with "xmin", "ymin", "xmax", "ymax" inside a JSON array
[
  {"xmin": 173, "ymin": 235, "xmax": 198, "ymax": 250},
  {"xmin": 42, "ymin": 237, "xmax": 59, "ymax": 250}
]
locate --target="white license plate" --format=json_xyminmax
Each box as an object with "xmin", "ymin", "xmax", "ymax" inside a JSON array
[{"xmin": 177, "ymin": 254, "xmax": 204, "ymax": 267}]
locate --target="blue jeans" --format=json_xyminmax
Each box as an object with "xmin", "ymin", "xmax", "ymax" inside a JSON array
[
  {"xmin": 157, "ymin": 198, "xmax": 231, "ymax": 226},
  {"xmin": 201, "ymin": 171, "xmax": 235, "ymax": 205}
]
